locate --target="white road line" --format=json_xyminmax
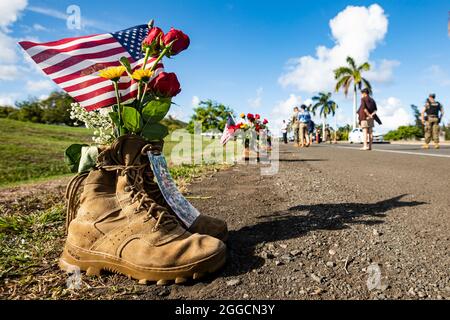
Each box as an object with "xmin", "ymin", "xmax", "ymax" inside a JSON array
[{"xmin": 333, "ymin": 146, "xmax": 450, "ymax": 158}]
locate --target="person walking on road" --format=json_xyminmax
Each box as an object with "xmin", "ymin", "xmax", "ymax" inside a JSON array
[
  {"xmin": 291, "ymin": 107, "xmax": 300, "ymax": 147},
  {"xmin": 281, "ymin": 120, "xmax": 288, "ymax": 144},
  {"xmin": 421, "ymin": 94, "xmax": 444, "ymax": 149},
  {"xmin": 358, "ymin": 88, "xmax": 381, "ymax": 151},
  {"xmin": 307, "ymin": 120, "xmax": 315, "ymax": 146},
  {"xmin": 298, "ymin": 105, "xmax": 311, "ymax": 148},
  {"xmin": 325, "ymin": 126, "xmax": 332, "ymax": 144}
]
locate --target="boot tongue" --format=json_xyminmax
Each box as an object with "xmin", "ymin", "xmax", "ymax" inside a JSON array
[{"xmin": 112, "ymin": 135, "xmax": 148, "ymax": 166}]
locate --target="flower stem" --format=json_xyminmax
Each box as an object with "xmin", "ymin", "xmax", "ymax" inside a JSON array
[
  {"xmin": 142, "ymin": 47, "xmax": 151, "ymax": 70},
  {"xmin": 137, "ymin": 80, "xmax": 142, "ymax": 102},
  {"xmin": 140, "ymin": 82, "xmax": 149, "ymax": 105},
  {"xmin": 149, "ymin": 46, "xmax": 169, "ymax": 72},
  {"xmin": 113, "ymin": 81, "xmax": 122, "ymax": 135},
  {"xmin": 139, "ymin": 46, "xmax": 170, "ymax": 105}
]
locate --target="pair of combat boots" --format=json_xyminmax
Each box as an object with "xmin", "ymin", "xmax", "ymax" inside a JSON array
[
  {"xmin": 60, "ymin": 135, "xmax": 228, "ymax": 285},
  {"xmin": 422, "ymin": 143, "xmax": 440, "ymax": 150}
]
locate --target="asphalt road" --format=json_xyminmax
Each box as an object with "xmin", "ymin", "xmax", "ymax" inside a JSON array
[
  {"xmin": 328, "ymin": 142, "xmax": 450, "ymax": 158},
  {"xmin": 166, "ymin": 142, "xmax": 450, "ymax": 299}
]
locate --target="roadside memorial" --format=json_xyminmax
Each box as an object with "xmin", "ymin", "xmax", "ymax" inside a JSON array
[{"xmin": 19, "ymin": 20, "xmax": 228, "ymax": 284}]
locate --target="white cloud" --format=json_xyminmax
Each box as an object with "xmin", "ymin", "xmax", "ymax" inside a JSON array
[
  {"xmin": 366, "ymin": 59, "xmax": 400, "ymax": 83},
  {"xmin": 0, "ymin": 65, "xmax": 20, "ymax": 80},
  {"xmin": 377, "ymin": 97, "xmax": 413, "ymax": 133},
  {"xmin": 279, "ymin": 4, "xmax": 396, "ymax": 93},
  {"xmin": 270, "ymin": 94, "xmax": 303, "ymax": 135},
  {"xmin": 0, "ymin": 0, "xmax": 28, "ymax": 82},
  {"xmin": 248, "ymin": 87, "xmax": 263, "ymax": 108},
  {"xmin": 26, "ymin": 80, "xmax": 55, "ymax": 92},
  {"xmin": 0, "ymin": 32, "xmax": 19, "ymax": 64},
  {"xmin": 0, "ymin": 0, "xmax": 28, "ymax": 65},
  {"xmin": 38, "ymin": 93, "xmax": 50, "ymax": 100},
  {"xmin": 32, "ymin": 23, "xmax": 48, "ymax": 32},
  {"xmin": 0, "ymin": 92, "xmax": 20, "ymax": 106},
  {"xmin": 336, "ymin": 111, "xmax": 352, "ymax": 126},
  {"xmin": 303, "ymin": 98, "xmax": 313, "ymax": 107},
  {"xmin": 192, "ymin": 96, "xmax": 200, "ymax": 106},
  {"xmin": 0, "ymin": 0, "xmax": 27, "ymax": 32},
  {"xmin": 27, "ymin": 6, "xmax": 67, "ymax": 20}
]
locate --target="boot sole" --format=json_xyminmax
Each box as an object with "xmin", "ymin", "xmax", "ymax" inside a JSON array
[{"xmin": 59, "ymin": 242, "xmax": 226, "ymax": 285}]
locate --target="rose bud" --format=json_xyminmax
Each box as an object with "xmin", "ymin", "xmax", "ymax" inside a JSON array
[
  {"xmin": 142, "ymin": 27, "xmax": 164, "ymax": 56},
  {"xmin": 149, "ymin": 72, "xmax": 181, "ymax": 98},
  {"xmin": 240, "ymin": 113, "xmax": 245, "ymax": 118},
  {"xmin": 263, "ymin": 119, "xmax": 268, "ymax": 124},
  {"xmin": 255, "ymin": 114, "xmax": 260, "ymax": 120},
  {"xmin": 247, "ymin": 113, "xmax": 254, "ymax": 119},
  {"xmin": 163, "ymin": 28, "xmax": 190, "ymax": 56}
]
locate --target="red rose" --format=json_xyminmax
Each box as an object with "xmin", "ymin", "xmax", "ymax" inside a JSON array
[
  {"xmin": 142, "ymin": 27, "xmax": 164, "ymax": 56},
  {"xmin": 163, "ymin": 28, "xmax": 190, "ymax": 56},
  {"xmin": 255, "ymin": 124, "xmax": 261, "ymax": 132},
  {"xmin": 149, "ymin": 72, "xmax": 181, "ymax": 98},
  {"xmin": 247, "ymin": 113, "xmax": 254, "ymax": 120},
  {"xmin": 255, "ymin": 114, "xmax": 260, "ymax": 119},
  {"xmin": 263, "ymin": 119, "xmax": 268, "ymax": 124}
]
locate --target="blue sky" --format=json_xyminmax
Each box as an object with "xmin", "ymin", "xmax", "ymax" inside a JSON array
[{"xmin": 1, "ymin": 0, "xmax": 450, "ymax": 133}]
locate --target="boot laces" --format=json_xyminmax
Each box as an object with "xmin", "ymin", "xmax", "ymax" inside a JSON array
[{"xmin": 103, "ymin": 164, "xmax": 178, "ymax": 231}]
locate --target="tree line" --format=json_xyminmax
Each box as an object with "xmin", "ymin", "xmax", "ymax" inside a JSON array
[
  {"xmin": 0, "ymin": 90, "xmax": 188, "ymax": 131},
  {"xmin": 0, "ymin": 91, "xmax": 76, "ymax": 125}
]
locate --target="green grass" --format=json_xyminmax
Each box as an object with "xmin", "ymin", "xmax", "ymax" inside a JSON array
[
  {"xmin": 0, "ymin": 119, "xmax": 94, "ymax": 187},
  {"xmin": 0, "ymin": 163, "xmax": 230, "ymax": 288},
  {"xmin": 0, "ymin": 198, "xmax": 66, "ymax": 279},
  {"xmin": 0, "ymin": 119, "xmax": 238, "ymax": 187}
]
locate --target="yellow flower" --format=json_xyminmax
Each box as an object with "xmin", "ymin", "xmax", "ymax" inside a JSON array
[
  {"xmin": 131, "ymin": 69, "xmax": 153, "ymax": 82},
  {"xmin": 98, "ymin": 66, "xmax": 126, "ymax": 82},
  {"xmin": 240, "ymin": 113, "xmax": 245, "ymax": 118}
]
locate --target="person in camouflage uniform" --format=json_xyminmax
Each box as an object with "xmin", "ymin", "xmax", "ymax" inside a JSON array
[{"xmin": 421, "ymin": 94, "xmax": 444, "ymax": 149}]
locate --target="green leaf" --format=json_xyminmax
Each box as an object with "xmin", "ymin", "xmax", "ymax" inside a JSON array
[
  {"xmin": 122, "ymin": 106, "xmax": 143, "ymax": 133},
  {"xmin": 78, "ymin": 146, "xmax": 98, "ymax": 173},
  {"xmin": 109, "ymin": 111, "xmax": 120, "ymax": 127},
  {"xmin": 119, "ymin": 56, "xmax": 133, "ymax": 76},
  {"xmin": 142, "ymin": 98, "xmax": 172, "ymax": 123},
  {"xmin": 141, "ymin": 123, "xmax": 169, "ymax": 141},
  {"xmin": 64, "ymin": 144, "xmax": 88, "ymax": 173}
]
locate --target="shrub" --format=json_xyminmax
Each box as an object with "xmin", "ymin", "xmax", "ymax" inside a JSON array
[
  {"xmin": 443, "ymin": 124, "xmax": 450, "ymax": 141},
  {"xmin": 384, "ymin": 125, "xmax": 423, "ymax": 141},
  {"xmin": 0, "ymin": 106, "xmax": 16, "ymax": 118}
]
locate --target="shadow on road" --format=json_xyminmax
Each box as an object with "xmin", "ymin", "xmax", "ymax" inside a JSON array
[
  {"xmin": 278, "ymin": 158, "xmax": 327, "ymax": 162},
  {"xmin": 224, "ymin": 194, "xmax": 426, "ymax": 277}
]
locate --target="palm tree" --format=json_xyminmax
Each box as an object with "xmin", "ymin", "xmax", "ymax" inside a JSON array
[
  {"xmin": 311, "ymin": 92, "xmax": 337, "ymax": 142},
  {"xmin": 334, "ymin": 56, "xmax": 372, "ymax": 129}
]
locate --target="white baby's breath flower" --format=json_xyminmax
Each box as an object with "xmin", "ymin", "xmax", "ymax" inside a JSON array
[{"xmin": 70, "ymin": 103, "xmax": 114, "ymax": 145}]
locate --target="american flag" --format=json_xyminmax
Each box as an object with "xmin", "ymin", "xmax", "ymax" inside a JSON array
[
  {"xmin": 19, "ymin": 24, "xmax": 163, "ymax": 111},
  {"xmin": 220, "ymin": 114, "xmax": 238, "ymax": 145}
]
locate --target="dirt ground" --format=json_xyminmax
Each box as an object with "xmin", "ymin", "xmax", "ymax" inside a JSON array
[{"xmin": 1, "ymin": 143, "xmax": 449, "ymax": 300}]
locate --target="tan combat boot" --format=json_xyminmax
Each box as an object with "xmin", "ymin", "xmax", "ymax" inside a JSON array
[
  {"xmin": 60, "ymin": 135, "xmax": 226, "ymax": 284},
  {"xmin": 434, "ymin": 143, "xmax": 440, "ymax": 149},
  {"xmin": 140, "ymin": 140, "xmax": 229, "ymax": 242},
  {"xmin": 422, "ymin": 144, "xmax": 429, "ymax": 149}
]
